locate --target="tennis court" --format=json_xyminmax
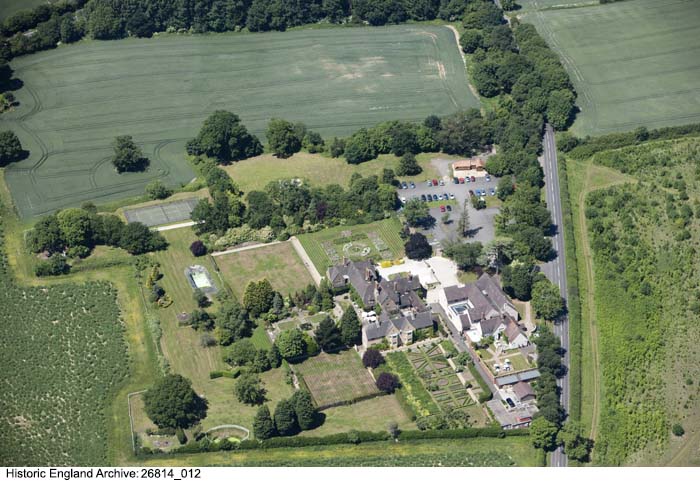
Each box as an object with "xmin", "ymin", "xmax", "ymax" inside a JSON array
[{"xmin": 123, "ymin": 198, "xmax": 199, "ymax": 227}]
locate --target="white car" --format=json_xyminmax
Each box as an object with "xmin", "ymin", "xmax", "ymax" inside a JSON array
[
  {"xmin": 449, "ymin": 193, "xmax": 455, "ymax": 200},
  {"xmin": 400, "ymin": 196, "xmax": 407, "ymax": 204}
]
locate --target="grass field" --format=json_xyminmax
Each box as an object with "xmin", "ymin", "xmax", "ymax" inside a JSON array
[
  {"xmin": 295, "ymin": 350, "xmax": 380, "ymax": 409},
  {"xmin": 223, "ymin": 151, "xmax": 450, "ymax": 192},
  {"xmin": 564, "ymin": 138, "xmax": 700, "ymax": 465},
  {"xmin": 137, "ymin": 436, "xmax": 541, "ymax": 467},
  {"xmin": 301, "ymin": 395, "xmax": 415, "ymax": 436},
  {"xmin": 214, "ymin": 242, "xmax": 314, "ymax": 299},
  {"xmin": 522, "ymin": 0, "xmax": 700, "ymax": 135},
  {"xmin": 297, "ymin": 217, "xmax": 405, "ymax": 273},
  {"xmin": 1, "ymin": 24, "xmax": 477, "ymax": 218}
]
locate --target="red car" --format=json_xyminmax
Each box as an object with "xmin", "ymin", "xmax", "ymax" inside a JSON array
[
  {"xmin": 459, "ymin": 177, "xmax": 465, "ymax": 184},
  {"xmin": 470, "ymin": 176, "xmax": 476, "ymax": 183},
  {"xmin": 432, "ymin": 179, "xmax": 438, "ymax": 186},
  {"xmin": 439, "ymin": 205, "xmax": 446, "ymax": 212}
]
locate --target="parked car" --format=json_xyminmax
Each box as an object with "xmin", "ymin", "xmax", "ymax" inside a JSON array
[
  {"xmin": 439, "ymin": 179, "xmax": 445, "ymax": 186},
  {"xmin": 437, "ymin": 194, "xmax": 444, "ymax": 200},
  {"xmin": 449, "ymin": 193, "xmax": 455, "ymax": 200},
  {"xmin": 433, "ymin": 194, "xmax": 439, "ymax": 201},
  {"xmin": 490, "ymin": 188, "xmax": 495, "ymax": 196},
  {"xmin": 469, "ymin": 190, "xmax": 475, "ymax": 197},
  {"xmin": 420, "ymin": 194, "xmax": 427, "ymax": 201},
  {"xmin": 410, "ymin": 182, "xmax": 415, "ymax": 189},
  {"xmin": 453, "ymin": 177, "xmax": 459, "ymax": 184},
  {"xmin": 506, "ymin": 398, "xmax": 515, "ymax": 408},
  {"xmin": 446, "ymin": 205, "xmax": 452, "ymax": 212},
  {"xmin": 486, "ymin": 174, "xmax": 491, "ymax": 182},
  {"xmin": 465, "ymin": 176, "xmax": 470, "ymax": 183},
  {"xmin": 401, "ymin": 181, "xmax": 408, "ymax": 189},
  {"xmin": 470, "ymin": 176, "xmax": 476, "ymax": 182},
  {"xmin": 439, "ymin": 205, "xmax": 446, "ymax": 212},
  {"xmin": 432, "ymin": 179, "xmax": 438, "ymax": 186},
  {"xmin": 459, "ymin": 177, "xmax": 465, "ymax": 184},
  {"xmin": 426, "ymin": 180, "xmax": 432, "ymax": 187},
  {"xmin": 400, "ymin": 196, "xmax": 407, "ymax": 204}
]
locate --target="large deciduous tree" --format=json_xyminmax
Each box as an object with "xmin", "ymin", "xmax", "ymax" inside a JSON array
[
  {"xmin": 403, "ymin": 198, "xmax": 430, "ymax": 227},
  {"xmin": 266, "ymin": 118, "xmax": 302, "ymax": 158},
  {"xmin": 404, "ymin": 232, "xmax": 432, "ymax": 260},
  {"xmin": 529, "ymin": 416, "xmax": 559, "ymax": 451},
  {"xmin": 275, "ymin": 328, "xmax": 305, "ymax": 360},
  {"xmin": 191, "ymin": 110, "xmax": 263, "ymax": 163},
  {"xmin": 0, "ymin": 130, "xmax": 23, "ymax": 166},
  {"xmin": 143, "ymin": 374, "xmax": 208, "ymax": 429},
  {"xmin": 243, "ymin": 279, "xmax": 275, "ymax": 318},
  {"xmin": 531, "ymin": 278, "xmax": 564, "ymax": 320},
  {"xmin": 396, "ymin": 152, "xmax": 422, "ymax": 176},
  {"xmin": 234, "ymin": 373, "xmax": 267, "ymax": 405},
  {"xmin": 111, "ymin": 135, "xmax": 148, "ymax": 172},
  {"xmin": 216, "ymin": 300, "xmax": 252, "ymax": 345}
]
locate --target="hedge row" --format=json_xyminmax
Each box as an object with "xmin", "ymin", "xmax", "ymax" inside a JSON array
[
  {"xmin": 568, "ymin": 123, "xmax": 700, "ymax": 161},
  {"xmin": 556, "ymin": 156, "xmax": 582, "ymax": 423},
  {"xmin": 468, "ymin": 363, "xmax": 493, "ymax": 402},
  {"xmin": 145, "ymin": 427, "xmax": 525, "ymax": 457},
  {"xmin": 209, "ymin": 369, "xmax": 240, "ymax": 379}
]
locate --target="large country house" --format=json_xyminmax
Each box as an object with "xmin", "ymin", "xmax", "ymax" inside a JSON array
[
  {"xmin": 328, "ymin": 259, "xmax": 433, "ymax": 348},
  {"xmin": 439, "ymin": 273, "xmax": 527, "ymax": 347}
]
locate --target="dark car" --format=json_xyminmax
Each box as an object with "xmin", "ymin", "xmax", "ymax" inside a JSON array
[
  {"xmin": 453, "ymin": 177, "xmax": 459, "ymax": 184},
  {"xmin": 446, "ymin": 205, "xmax": 452, "ymax": 212},
  {"xmin": 470, "ymin": 176, "xmax": 476, "ymax": 182},
  {"xmin": 420, "ymin": 194, "xmax": 427, "ymax": 201},
  {"xmin": 433, "ymin": 194, "xmax": 439, "ymax": 201},
  {"xmin": 469, "ymin": 190, "xmax": 475, "ymax": 197},
  {"xmin": 506, "ymin": 398, "xmax": 515, "ymax": 408}
]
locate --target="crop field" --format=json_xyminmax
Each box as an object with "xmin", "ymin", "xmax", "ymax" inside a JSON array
[
  {"xmin": 295, "ymin": 350, "xmax": 380, "ymax": 409},
  {"xmin": 214, "ymin": 242, "xmax": 314, "ymax": 299},
  {"xmin": 297, "ymin": 217, "xmax": 405, "ymax": 273},
  {"xmin": 0, "ymin": 211, "xmax": 128, "ymax": 465},
  {"xmin": 522, "ymin": 0, "xmax": 700, "ymax": 135},
  {"xmin": 565, "ymin": 137, "xmax": 700, "ymax": 465},
  {"xmin": 1, "ymin": 24, "xmax": 477, "ymax": 218}
]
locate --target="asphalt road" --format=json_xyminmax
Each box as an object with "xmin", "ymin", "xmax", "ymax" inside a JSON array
[{"xmin": 540, "ymin": 124, "xmax": 570, "ymax": 467}]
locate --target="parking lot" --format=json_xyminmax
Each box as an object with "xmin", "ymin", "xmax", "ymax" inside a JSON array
[{"xmin": 397, "ymin": 170, "xmax": 501, "ymax": 248}]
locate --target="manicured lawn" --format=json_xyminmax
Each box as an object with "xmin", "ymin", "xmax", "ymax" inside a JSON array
[
  {"xmin": 213, "ymin": 242, "xmax": 314, "ymax": 299},
  {"xmin": 297, "ymin": 217, "xmax": 405, "ymax": 274},
  {"xmin": 223, "ymin": 152, "xmax": 445, "ymax": 193},
  {"xmin": 1, "ymin": 24, "xmax": 476, "ymax": 217},
  {"xmin": 142, "ymin": 228, "xmax": 298, "ymax": 433},
  {"xmin": 300, "ymin": 395, "xmax": 415, "ymax": 436},
  {"xmin": 137, "ymin": 437, "xmax": 542, "ymax": 467},
  {"xmin": 295, "ymin": 350, "xmax": 380, "ymax": 409},
  {"xmin": 522, "ymin": 0, "xmax": 700, "ymax": 135}
]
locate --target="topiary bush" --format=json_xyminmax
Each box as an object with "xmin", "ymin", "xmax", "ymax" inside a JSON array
[{"xmin": 376, "ymin": 372, "xmax": 399, "ymax": 393}]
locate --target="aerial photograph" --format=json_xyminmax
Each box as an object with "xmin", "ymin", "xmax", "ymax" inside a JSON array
[{"xmin": 0, "ymin": 0, "xmax": 698, "ymax": 474}]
